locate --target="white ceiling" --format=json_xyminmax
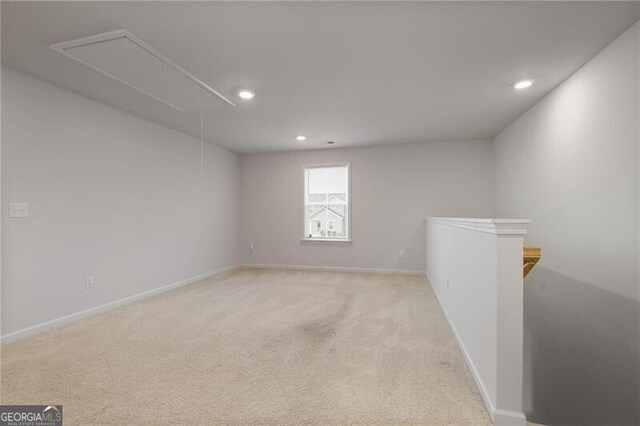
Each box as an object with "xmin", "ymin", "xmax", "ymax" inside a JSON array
[{"xmin": 3, "ymin": 2, "xmax": 640, "ymax": 154}]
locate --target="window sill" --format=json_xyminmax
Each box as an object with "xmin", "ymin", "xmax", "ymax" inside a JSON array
[{"xmin": 301, "ymin": 238, "xmax": 352, "ymax": 243}]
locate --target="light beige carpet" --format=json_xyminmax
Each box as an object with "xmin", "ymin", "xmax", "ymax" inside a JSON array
[{"xmin": 1, "ymin": 268, "xmax": 491, "ymax": 425}]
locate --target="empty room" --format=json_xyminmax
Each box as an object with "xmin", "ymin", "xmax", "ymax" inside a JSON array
[{"xmin": 1, "ymin": 2, "xmax": 639, "ymax": 425}]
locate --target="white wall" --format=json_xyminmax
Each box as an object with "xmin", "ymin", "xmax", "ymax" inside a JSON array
[
  {"xmin": 240, "ymin": 140, "xmax": 495, "ymax": 273},
  {"xmin": 494, "ymin": 22, "xmax": 640, "ymax": 425},
  {"xmin": 1, "ymin": 68, "xmax": 240, "ymax": 337},
  {"xmin": 637, "ymin": 20, "xmax": 640, "ymax": 315},
  {"xmin": 0, "ymin": 8, "xmax": 4, "ymax": 343},
  {"xmin": 495, "ymin": 22, "xmax": 639, "ymax": 301},
  {"xmin": 637, "ymin": 25, "xmax": 640, "ymax": 425}
]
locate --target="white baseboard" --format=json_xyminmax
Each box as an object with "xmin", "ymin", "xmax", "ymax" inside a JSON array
[
  {"xmin": 1, "ymin": 264, "xmax": 240, "ymax": 345},
  {"xmin": 425, "ymin": 272, "xmax": 526, "ymax": 426},
  {"xmin": 240, "ymin": 263, "xmax": 426, "ymax": 276}
]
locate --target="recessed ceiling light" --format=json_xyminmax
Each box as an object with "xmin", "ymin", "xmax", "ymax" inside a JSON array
[
  {"xmin": 513, "ymin": 79, "xmax": 534, "ymax": 90},
  {"xmin": 296, "ymin": 135, "xmax": 307, "ymax": 141},
  {"xmin": 238, "ymin": 90, "xmax": 255, "ymax": 99}
]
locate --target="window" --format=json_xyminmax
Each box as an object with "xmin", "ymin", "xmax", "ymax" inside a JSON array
[{"xmin": 304, "ymin": 164, "xmax": 350, "ymax": 241}]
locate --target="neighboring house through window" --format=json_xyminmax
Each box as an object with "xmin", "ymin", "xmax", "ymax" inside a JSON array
[{"xmin": 303, "ymin": 164, "xmax": 350, "ymax": 241}]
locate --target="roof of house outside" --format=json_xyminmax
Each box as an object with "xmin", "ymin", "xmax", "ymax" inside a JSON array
[
  {"xmin": 309, "ymin": 206, "xmax": 345, "ymax": 220},
  {"xmin": 308, "ymin": 193, "xmax": 346, "ymax": 203}
]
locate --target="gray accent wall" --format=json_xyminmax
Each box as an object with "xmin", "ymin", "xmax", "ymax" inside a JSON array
[
  {"xmin": 495, "ymin": 22, "xmax": 640, "ymax": 425},
  {"xmin": 524, "ymin": 267, "xmax": 638, "ymax": 425}
]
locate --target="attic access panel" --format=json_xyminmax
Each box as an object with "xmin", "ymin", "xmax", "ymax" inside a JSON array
[{"xmin": 51, "ymin": 30, "xmax": 235, "ymax": 112}]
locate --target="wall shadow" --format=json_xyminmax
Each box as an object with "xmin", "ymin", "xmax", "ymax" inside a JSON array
[{"xmin": 524, "ymin": 266, "xmax": 639, "ymax": 425}]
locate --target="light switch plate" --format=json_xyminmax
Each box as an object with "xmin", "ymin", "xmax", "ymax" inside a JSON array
[{"xmin": 9, "ymin": 203, "xmax": 29, "ymax": 218}]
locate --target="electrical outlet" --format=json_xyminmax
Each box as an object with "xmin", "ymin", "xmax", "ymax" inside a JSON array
[
  {"xmin": 85, "ymin": 275, "xmax": 95, "ymax": 289},
  {"xmin": 249, "ymin": 244, "xmax": 255, "ymax": 254},
  {"xmin": 398, "ymin": 249, "xmax": 405, "ymax": 258}
]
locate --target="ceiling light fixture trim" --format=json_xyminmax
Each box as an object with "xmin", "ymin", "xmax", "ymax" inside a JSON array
[
  {"xmin": 238, "ymin": 90, "xmax": 256, "ymax": 100},
  {"xmin": 513, "ymin": 79, "xmax": 534, "ymax": 90}
]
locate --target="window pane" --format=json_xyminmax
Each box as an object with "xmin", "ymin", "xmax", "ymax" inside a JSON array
[
  {"xmin": 307, "ymin": 167, "xmax": 347, "ymax": 195},
  {"xmin": 304, "ymin": 165, "xmax": 349, "ymax": 240}
]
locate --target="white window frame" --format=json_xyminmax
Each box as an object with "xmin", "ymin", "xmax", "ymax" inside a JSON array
[{"xmin": 302, "ymin": 163, "xmax": 351, "ymax": 242}]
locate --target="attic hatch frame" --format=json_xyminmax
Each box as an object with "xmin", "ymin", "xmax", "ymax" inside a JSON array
[{"xmin": 50, "ymin": 29, "xmax": 236, "ymax": 112}]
